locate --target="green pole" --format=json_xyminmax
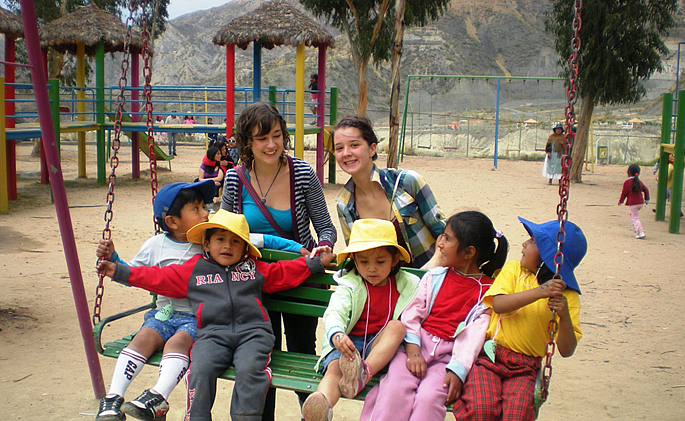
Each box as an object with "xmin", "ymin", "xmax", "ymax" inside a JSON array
[
  {"xmin": 670, "ymin": 90, "xmax": 685, "ymax": 233},
  {"xmin": 48, "ymin": 78, "xmax": 60, "ymax": 157},
  {"xmin": 328, "ymin": 87, "xmax": 338, "ymax": 184},
  {"xmin": 96, "ymin": 41, "xmax": 105, "ymax": 185},
  {"xmin": 106, "ymin": 88, "xmax": 112, "ymax": 161},
  {"xmin": 269, "ymin": 85, "xmax": 276, "ymax": 108},
  {"xmin": 399, "ymin": 75, "xmax": 412, "ymax": 163},
  {"xmin": 655, "ymin": 93, "xmax": 672, "ymax": 221}
]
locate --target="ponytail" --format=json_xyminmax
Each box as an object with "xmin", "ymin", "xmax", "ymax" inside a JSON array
[
  {"xmin": 446, "ymin": 211, "xmax": 510, "ymax": 278},
  {"xmin": 628, "ymin": 164, "xmax": 641, "ymax": 193},
  {"xmin": 480, "ymin": 233, "xmax": 509, "ymax": 278}
]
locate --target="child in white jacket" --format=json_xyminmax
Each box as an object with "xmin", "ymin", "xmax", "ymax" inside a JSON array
[{"xmin": 302, "ymin": 219, "xmax": 420, "ymax": 421}]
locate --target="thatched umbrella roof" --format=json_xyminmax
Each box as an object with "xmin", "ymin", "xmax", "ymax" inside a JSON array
[
  {"xmin": 39, "ymin": 3, "xmax": 145, "ymax": 56},
  {"xmin": 0, "ymin": 7, "xmax": 23, "ymax": 39},
  {"xmin": 213, "ymin": 0, "xmax": 334, "ymax": 50}
]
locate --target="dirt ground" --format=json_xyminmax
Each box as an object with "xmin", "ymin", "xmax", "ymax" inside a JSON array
[{"xmin": 1, "ymin": 139, "xmax": 684, "ymax": 420}]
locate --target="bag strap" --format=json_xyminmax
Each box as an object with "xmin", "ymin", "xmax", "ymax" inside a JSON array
[{"xmin": 236, "ymin": 165, "xmax": 293, "ymax": 240}]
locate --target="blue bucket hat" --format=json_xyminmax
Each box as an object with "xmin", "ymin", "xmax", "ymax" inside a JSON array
[
  {"xmin": 518, "ymin": 217, "xmax": 587, "ymax": 293},
  {"xmin": 553, "ymin": 123, "xmax": 564, "ymax": 133},
  {"xmin": 154, "ymin": 180, "xmax": 216, "ymax": 231}
]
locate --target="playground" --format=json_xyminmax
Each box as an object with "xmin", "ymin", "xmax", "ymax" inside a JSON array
[{"xmin": 1, "ymin": 139, "xmax": 684, "ymax": 420}]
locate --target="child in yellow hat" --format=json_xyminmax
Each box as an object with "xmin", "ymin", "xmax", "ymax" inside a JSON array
[
  {"xmin": 302, "ymin": 219, "xmax": 420, "ymax": 421},
  {"xmin": 98, "ymin": 209, "xmax": 335, "ymax": 421}
]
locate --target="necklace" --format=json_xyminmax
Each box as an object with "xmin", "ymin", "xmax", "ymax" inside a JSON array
[{"xmin": 254, "ymin": 162, "xmax": 282, "ymax": 204}]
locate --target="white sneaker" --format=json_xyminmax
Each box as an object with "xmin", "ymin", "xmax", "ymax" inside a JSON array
[{"xmin": 636, "ymin": 232, "xmax": 646, "ymax": 239}]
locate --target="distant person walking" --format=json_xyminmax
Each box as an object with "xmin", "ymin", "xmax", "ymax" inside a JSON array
[
  {"xmin": 308, "ymin": 74, "xmax": 319, "ymax": 125},
  {"xmin": 543, "ymin": 124, "xmax": 565, "ymax": 184},
  {"xmin": 165, "ymin": 112, "xmax": 181, "ymax": 156},
  {"xmin": 618, "ymin": 164, "xmax": 650, "ymax": 239}
]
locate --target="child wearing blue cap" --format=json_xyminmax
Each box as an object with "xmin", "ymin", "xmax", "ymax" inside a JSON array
[
  {"xmin": 453, "ymin": 217, "xmax": 587, "ymax": 421},
  {"xmin": 94, "ymin": 181, "xmax": 307, "ymax": 421}
]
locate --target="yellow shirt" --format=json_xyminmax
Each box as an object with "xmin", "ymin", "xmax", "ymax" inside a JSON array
[{"xmin": 483, "ymin": 261, "xmax": 582, "ymax": 357}]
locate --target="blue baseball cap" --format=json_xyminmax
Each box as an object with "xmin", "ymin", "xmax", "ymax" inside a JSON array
[
  {"xmin": 154, "ymin": 180, "xmax": 216, "ymax": 231},
  {"xmin": 518, "ymin": 217, "xmax": 587, "ymax": 293}
]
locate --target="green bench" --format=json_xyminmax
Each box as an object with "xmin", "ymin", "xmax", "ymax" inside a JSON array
[{"xmin": 93, "ymin": 249, "xmax": 426, "ymax": 400}]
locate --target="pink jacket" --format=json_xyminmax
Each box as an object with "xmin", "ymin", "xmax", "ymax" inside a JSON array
[{"xmin": 401, "ymin": 267, "xmax": 490, "ymax": 382}]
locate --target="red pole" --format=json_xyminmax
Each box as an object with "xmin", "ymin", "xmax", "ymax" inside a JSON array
[
  {"xmin": 131, "ymin": 49, "xmax": 140, "ymax": 179},
  {"xmin": 20, "ymin": 0, "xmax": 106, "ymax": 398},
  {"xmin": 4, "ymin": 37, "xmax": 17, "ymax": 199},
  {"xmin": 226, "ymin": 44, "xmax": 235, "ymax": 136},
  {"xmin": 316, "ymin": 45, "xmax": 327, "ymax": 184}
]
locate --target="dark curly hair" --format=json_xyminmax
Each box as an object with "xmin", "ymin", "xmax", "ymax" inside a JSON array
[{"xmin": 234, "ymin": 102, "xmax": 290, "ymax": 169}]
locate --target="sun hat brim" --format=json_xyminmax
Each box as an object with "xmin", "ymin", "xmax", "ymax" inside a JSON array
[
  {"xmin": 186, "ymin": 221, "xmax": 261, "ymax": 258},
  {"xmin": 337, "ymin": 240, "xmax": 411, "ymax": 264}
]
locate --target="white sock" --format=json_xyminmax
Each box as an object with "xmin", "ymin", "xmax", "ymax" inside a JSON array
[
  {"xmin": 107, "ymin": 348, "xmax": 147, "ymax": 398},
  {"xmin": 151, "ymin": 352, "xmax": 190, "ymax": 400}
]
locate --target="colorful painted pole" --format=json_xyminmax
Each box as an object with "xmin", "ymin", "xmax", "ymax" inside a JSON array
[
  {"xmin": 0, "ymin": 76, "xmax": 7, "ymax": 213},
  {"xmin": 131, "ymin": 48, "xmax": 140, "ymax": 179},
  {"xmin": 226, "ymin": 44, "xmax": 235, "ymax": 135},
  {"xmin": 4, "ymin": 37, "xmax": 16, "ymax": 199},
  {"xmin": 295, "ymin": 43, "xmax": 305, "ymax": 159},
  {"xmin": 655, "ymin": 93, "xmax": 672, "ymax": 221},
  {"xmin": 96, "ymin": 41, "xmax": 105, "ymax": 185},
  {"xmin": 77, "ymin": 43, "xmax": 87, "ymax": 178},
  {"xmin": 315, "ymin": 45, "xmax": 327, "ymax": 184},
  {"xmin": 20, "ymin": 0, "xmax": 106, "ymax": 398},
  {"xmin": 670, "ymin": 90, "xmax": 685, "ymax": 233},
  {"xmin": 253, "ymin": 40, "xmax": 261, "ymax": 102},
  {"xmin": 328, "ymin": 87, "xmax": 338, "ymax": 184}
]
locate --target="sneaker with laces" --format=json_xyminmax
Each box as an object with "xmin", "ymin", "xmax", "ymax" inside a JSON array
[
  {"xmin": 121, "ymin": 389, "xmax": 169, "ymax": 421},
  {"xmin": 96, "ymin": 395, "xmax": 126, "ymax": 421},
  {"xmin": 302, "ymin": 392, "xmax": 333, "ymax": 421},
  {"xmin": 636, "ymin": 232, "xmax": 646, "ymax": 239},
  {"xmin": 338, "ymin": 349, "xmax": 371, "ymax": 398}
]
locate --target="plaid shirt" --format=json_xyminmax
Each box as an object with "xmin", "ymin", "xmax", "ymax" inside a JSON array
[{"xmin": 336, "ymin": 165, "xmax": 446, "ymax": 268}]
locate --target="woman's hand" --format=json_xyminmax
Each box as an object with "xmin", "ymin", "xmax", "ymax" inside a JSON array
[
  {"xmin": 405, "ymin": 343, "xmax": 426, "ymax": 378},
  {"xmin": 310, "ymin": 246, "xmax": 337, "ymax": 268},
  {"xmin": 443, "ymin": 371, "xmax": 463, "ymax": 403},
  {"xmin": 332, "ymin": 332, "xmax": 356, "ymax": 361}
]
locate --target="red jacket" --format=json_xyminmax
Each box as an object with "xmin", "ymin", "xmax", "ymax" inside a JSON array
[{"xmin": 619, "ymin": 177, "xmax": 649, "ymax": 206}]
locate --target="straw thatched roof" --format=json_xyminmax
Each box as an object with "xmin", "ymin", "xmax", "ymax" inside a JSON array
[
  {"xmin": 213, "ymin": 1, "xmax": 334, "ymax": 50},
  {"xmin": 39, "ymin": 3, "xmax": 145, "ymax": 56},
  {"xmin": 0, "ymin": 7, "xmax": 23, "ymax": 39}
]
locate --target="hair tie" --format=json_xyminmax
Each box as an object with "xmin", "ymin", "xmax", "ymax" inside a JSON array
[{"xmin": 495, "ymin": 230, "xmax": 503, "ymax": 239}]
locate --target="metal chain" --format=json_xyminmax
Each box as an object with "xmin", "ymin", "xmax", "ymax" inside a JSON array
[
  {"xmin": 140, "ymin": 4, "xmax": 160, "ymax": 233},
  {"xmin": 93, "ymin": 0, "xmax": 138, "ymax": 326},
  {"xmin": 539, "ymin": 0, "xmax": 582, "ymax": 405}
]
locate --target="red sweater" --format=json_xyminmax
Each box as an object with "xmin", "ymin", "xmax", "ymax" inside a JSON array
[{"xmin": 619, "ymin": 177, "xmax": 649, "ymax": 206}]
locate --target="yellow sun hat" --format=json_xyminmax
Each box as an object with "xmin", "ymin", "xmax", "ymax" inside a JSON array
[
  {"xmin": 337, "ymin": 218, "xmax": 410, "ymax": 263},
  {"xmin": 186, "ymin": 209, "xmax": 261, "ymax": 258}
]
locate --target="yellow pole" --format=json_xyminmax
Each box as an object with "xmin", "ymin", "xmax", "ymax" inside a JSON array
[
  {"xmin": 0, "ymin": 76, "xmax": 8, "ymax": 213},
  {"xmin": 295, "ymin": 43, "xmax": 305, "ymax": 159},
  {"xmin": 77, "ymin": 43, "xmax": 86, "ymax": 178}
]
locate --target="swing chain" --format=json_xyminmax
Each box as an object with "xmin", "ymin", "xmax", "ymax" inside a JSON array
[
  {"xmin": 140, "ymin": 4, "xmax": 159, "ymax": 233},
  {"xmin": 93, "ymin": 0, "xmax": 139, "ymax": 326},
  {"xmin": 538, "ymin": 0, "xmax": 582, "ymax": 405}
]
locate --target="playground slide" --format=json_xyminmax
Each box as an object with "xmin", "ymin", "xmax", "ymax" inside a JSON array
[{"xmin": 104, "ymin": 109, "xmax": 173, "ymax": 162}]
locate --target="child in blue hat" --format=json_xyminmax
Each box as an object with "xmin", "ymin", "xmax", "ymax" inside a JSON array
[{"xmin": 453, "ymin": 217, "xmax": 587, "ymax": 421}]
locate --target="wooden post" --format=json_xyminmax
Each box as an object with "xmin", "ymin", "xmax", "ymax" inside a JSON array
[
  {"xmin": 670, "ymin": 90, "xmax": 685, "ymax": 233},
  {"xmin": 328, "ymin": 87, "xmax": 338, "ymax": 184}
]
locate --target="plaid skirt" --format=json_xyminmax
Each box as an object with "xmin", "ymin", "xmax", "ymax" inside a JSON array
[{"xmin": 453, "ymin": 346, "xmax": 542, "ymax": 421}]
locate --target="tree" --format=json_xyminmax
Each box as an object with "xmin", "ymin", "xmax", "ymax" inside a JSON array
[
  {"xmin": 546, "ymin": 0, "xmax": 677, "ymax": 182},
  {"xmin": 299, "ymin": 0, "xmax": 449, "ymax": 116}
]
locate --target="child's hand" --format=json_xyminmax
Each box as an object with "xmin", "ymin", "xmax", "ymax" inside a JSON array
[
  {"xmin": 332, "ymin": 332, "xmax": 356, "ymax": 361},
  {"xmin": 548, "ymin": 294, "xmax": 570, "ymax": 316},
  {"xmin": 405, "ymin": 344, "xmax": 427, "ymax": 378},
  {"xmin": 443, "ymin": 371, "xmax": 463, "ymax": 403},
  {"xmin": 309, "ymin": 245, "xmax": 331, "ymax": 258},
  {"xmin": 96, "ymin": 239, "xmax": 115, "ymax": 260},
  {"xmin": 97, "ymin": 260, "xmax": 116, "ymax": 278},
  {"xmin": 299, "ymin": 247, "xmax": 309, "ymax": 257},
  {"xmin": 310, "ymin": 246, "xmax": 337, "ymax": 268},
  {"xmin": 538, "ymin": 278, "xmax": 565, "ymax": 298}
]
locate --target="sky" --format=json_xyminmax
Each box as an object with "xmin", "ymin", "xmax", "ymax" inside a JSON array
[
  {"xmin": 0, "ymin": 1, "xmax": 231, "ymax": 21},
  {"xmin": 166, "ymin": 0, "xmax": 231, "ymax": 20}
]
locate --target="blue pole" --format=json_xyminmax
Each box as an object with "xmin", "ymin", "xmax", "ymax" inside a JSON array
[
  {"xmin": 494, "ymin": 77, "xmax": 500, "ymax": 169},
  {"xmin": 253, "ymin": 40, "xmax": 261, "ymax": 102}
]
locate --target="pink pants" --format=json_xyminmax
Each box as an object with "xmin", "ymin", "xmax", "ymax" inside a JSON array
[
  {"xmin": 360, "ymin": 328, "xmax": 454, "ymax": 421},
  {"xmin": 629, "ymin": 203, "xmax": 644, "ymax": 234}
]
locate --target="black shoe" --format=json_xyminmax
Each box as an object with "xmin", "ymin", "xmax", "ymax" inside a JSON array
[
  {"xmin": 96, "ymin": 395, "xmax": 126, "ymax": 421},
  {"xmin": 121, "ymin": 389, "xmax": 168, "ymax": 421},
  {"xmin": 173, "ymin": 152, "xmax": 177, "ymax": 156}
]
